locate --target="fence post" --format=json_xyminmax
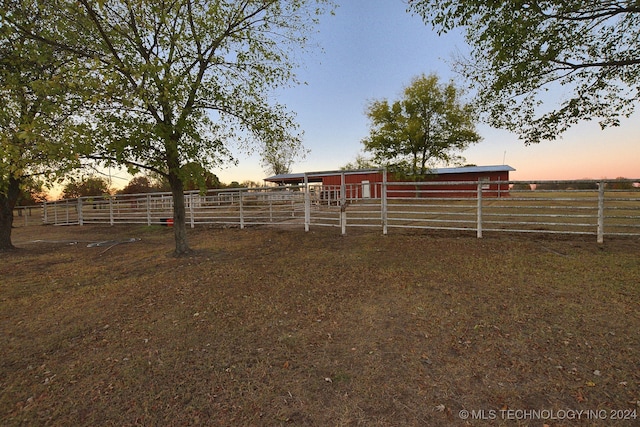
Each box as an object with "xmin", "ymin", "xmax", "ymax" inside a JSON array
[
  {"xmin": 146, "ymin": 194, "xmax": 151, "ymax": 225},
  {"xmin": 239, "ymin": 190, "xmax": 244, "ymax": 229},
  {"xmin": 269, "ymin": 198, "xmax": 273, "ymax": 222},
  {"xmin": 290, "ymin": 195, "xmax": 295, "ymax": 218},
  {"xmin": 476, "ymin": 181, "xmax": 483, "ymax": 238},
  {"xmin": 597, "ymin": 181, "xmax": 605, "ymax": 243},
  {"xmin": 43, "ymin": 201, "xmax": 47, "ymax": 224},
  {"xmin": 304, "ymin": 174, "xmax": 310, "ymax": 232},
  {"xmin": 340, "ymin": 172, "xmax": 346, "ymax": 235},
  {"xmin": 382, "ymin": 169, "xmax": 388, "ymax": 235},
  {"xmin": 189, "ymin": 193, "xmax": 195, "ymax": 229},
  {"xmin": 77, "ymin": 198, "xmax": 83, "ymax": 226},
  {"xmin": 109, "ymin": 196, "xmax": 114, "ymax": 225}
]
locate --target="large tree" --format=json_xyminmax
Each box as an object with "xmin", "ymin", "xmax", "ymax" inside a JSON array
[
  {"xmin": 408, "ymin": 1, "xmax": 640, "ymax": 144},
  {"xmin": 6, "ymin": 0, "xmax": 332, "ymax": 255},
  {"xmin": 0, "ymin": 9, "xmax": 86, "ymax": 250},
  {"xmin": 362, "ymin": 74, "xmax": 480, "ymax": 176}
]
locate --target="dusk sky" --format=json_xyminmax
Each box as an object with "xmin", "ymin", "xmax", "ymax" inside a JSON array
[{"xmin": 109, "ymin": 0, "xmax": 639, "ymax": 188}]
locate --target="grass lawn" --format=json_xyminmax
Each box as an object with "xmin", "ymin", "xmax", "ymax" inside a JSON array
[{"xmin": 1, "ymin": 224, "xmax": 639, "ymax": 426}]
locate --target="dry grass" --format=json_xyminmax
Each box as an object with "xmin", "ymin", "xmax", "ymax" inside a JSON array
[{"xmin": 1, "ymin": 224, "xmax": 639, "ymax": 426}]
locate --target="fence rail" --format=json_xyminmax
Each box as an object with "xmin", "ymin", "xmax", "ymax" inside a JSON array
[{"xmin": 12, "ymin": 179, "xmax": 640, "ymax": 242}]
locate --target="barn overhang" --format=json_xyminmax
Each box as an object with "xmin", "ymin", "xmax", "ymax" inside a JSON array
[{"xmin": 264, "ymin": 168, "xmax": 386, "ymax": 185}]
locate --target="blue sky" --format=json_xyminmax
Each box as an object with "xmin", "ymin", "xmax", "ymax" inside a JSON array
[{"xmin": 106, "ymin": 0, "xmax": 639, "ymax": 188}]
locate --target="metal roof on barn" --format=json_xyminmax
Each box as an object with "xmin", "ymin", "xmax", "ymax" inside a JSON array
[
  {"xmin": 264, "ymin": 165, "xmax": 515, "ymax": 184},
  {"xmin": 429, "ymin": 165, "xmax": 515, "ymax": 175}
]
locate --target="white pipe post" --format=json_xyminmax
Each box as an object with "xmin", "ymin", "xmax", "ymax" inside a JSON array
[
  {"xmin": 597, "ymin": 181, "xmax": 605, "ymax": 243},
  {"xmin": 304, "ymin": 174, "xmax": 310, "ymax": 232},
  {"xmin": 77, "ymin": 198, "xmax": 83, "ymax": 226},
  {"xmin": 291, "ymin": 196, "xmax": 295, "ymax": 218},
  {"xmin": 109, "ymin": 196, "xmax": 114, "ymax": 225},
  {"xmin": 382, "ymin": 169, "xmax": 388, "ymax": 235},
  {"xmin": 340, "ymin": 171, "xmax": 346, "ymax": 235},
  {"xmin": 239, "ymin": 190, "xmax": 244, "ymax": 229},
  {"xmin": 476, "ymin": 181, "xmax": 483, "ymax": 239},
  {"xmin": 269, "ymin": 198, "xmax": 273, "ymax": 222},
  {"xmin": 189, "ymin": 193, "xmax": 195, "ymax": 229},
  {"xmin": 146, "ymin": 194, "xmax": 151, "ymax": 225}
]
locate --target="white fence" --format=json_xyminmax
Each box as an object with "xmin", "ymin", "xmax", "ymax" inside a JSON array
[{"xmin": 13, "ymin": 179, "xmax": 640, "ymax": 242}]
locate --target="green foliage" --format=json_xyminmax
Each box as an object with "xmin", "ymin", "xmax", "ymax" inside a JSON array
[
  {"xmin": 62, "ymin": 176, "xmax": 111, "ymax": 199},
  {"xmin": 341, "ymin": 153, "xmax": 378, "ymax": 171},
  {"xmin": 0, "ymin": 5, "xmax": 92, "ymax": 248},
  {"xmin": 33, "ymin": 0, "xmax": 332, "ymax": 180},
  {"xmin": 118, "ymin": 175, "xmax": 165, "ymax": 195},
  {"xmin": 16, "ymin": 178, "xmax": 48, "ymax": 205},
  {"xmin": 361, "ymin": 74, "xmax": 480, "ymax": 176},
  {"xmin": 0, "ymin": 11, "xmax": 85, "ymax": 191},
  {"xmin": 119, "ymin": 169, "xmax": 224, "ymax": 195},
  {"xmin": 408, "ymin": 1, "xmax": 640, "ymax": 144},
  {"xmin": 240, "ymin": 180, "xmax": 262, "ymax": 188},
  {"xmin": 181, "ymin": 164, "xmax": 223, "ymax": 192}
]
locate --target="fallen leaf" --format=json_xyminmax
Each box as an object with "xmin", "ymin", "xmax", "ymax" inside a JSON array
[{"xmin": 434, "ymin": 404, "xmax": 445, "ymax": 412}]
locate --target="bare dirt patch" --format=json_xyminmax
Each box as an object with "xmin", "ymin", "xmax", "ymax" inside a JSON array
[{"xmin": 2, "ymin": 225, "xmax": 639, "ymax": 426}]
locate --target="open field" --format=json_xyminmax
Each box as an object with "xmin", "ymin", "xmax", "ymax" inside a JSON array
[{"xmin": 2, "ymin": 225, "xmax": 640, "ymax": 426}]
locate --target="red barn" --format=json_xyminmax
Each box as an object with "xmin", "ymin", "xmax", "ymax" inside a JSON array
[{"xmin": 265, "ymin": 165, "xmax": 515, "ymax": 199}]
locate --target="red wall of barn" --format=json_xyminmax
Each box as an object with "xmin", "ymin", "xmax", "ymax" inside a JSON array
[
  {"xmin": 321, "ymin": 172, "xmax": 384, "ymax": 199},
  {"xmin": 387, "ymin": 171, "xmax": 511, "ymax": 198},
  {"xmin": 319, "ymin": 171, "xmax": 510, "ymax": 198}
]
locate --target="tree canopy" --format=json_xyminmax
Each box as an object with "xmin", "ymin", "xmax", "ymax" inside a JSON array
[
  {"xmin": 340, "ymin": 153, "xmax": 377, "ymax": 171},
  {"xmin": 5, "ymin": 0, "xmax": 332, "ymax": 255},
  {"xmin": 362, "ymin": 74, "xmax": 480, "ymax": 176},
  {"xmin": 62, "ymin": 176, "xmax": 111, "ymax": 199},
  {"xmin": 118, "ymin": 175, "xmax": 163, "ymax": 195},
  {"xmin": 408, "ymin": 1, "xmax": 640, "ymax": 144}
]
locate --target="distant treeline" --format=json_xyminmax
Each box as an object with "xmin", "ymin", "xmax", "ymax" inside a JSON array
[{"xmin": 512, "ymin": 179, "xmax": 639, "ymax": 191}]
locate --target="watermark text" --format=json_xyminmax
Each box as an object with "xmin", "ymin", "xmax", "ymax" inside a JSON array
[{"xmin": 457, "ymin": 408, "xmax": 637, "ymax": 422}]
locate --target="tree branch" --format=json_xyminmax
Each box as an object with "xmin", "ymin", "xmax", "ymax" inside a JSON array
[
  {"xmin": 532, "ymin": 1, "xmax": 640, "ymax": 22},
  {"xmin": 550, "ymin": 57, "xmax": 640, "ymax": 70},
  {"xmin": 85, "ymin": 154, "xmax": 167, "ymax": 177}
]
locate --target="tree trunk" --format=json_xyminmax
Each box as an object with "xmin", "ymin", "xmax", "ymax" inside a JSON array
[
  {"xmin": 168, "ymin": 171, "xmax": 191, "ymax": 256},
  {"xmin": 0, "ymin": 176, "xmax": 21, "ymax": 251}
]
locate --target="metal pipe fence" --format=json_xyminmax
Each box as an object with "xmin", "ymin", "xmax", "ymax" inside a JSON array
[
  {"xmin": 13, "ymin": 179, "xmax": 640, "ymax": 242},
  {"xmin": 10, "ymin": 205, "xmax": 42, "ymax": 227}
]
